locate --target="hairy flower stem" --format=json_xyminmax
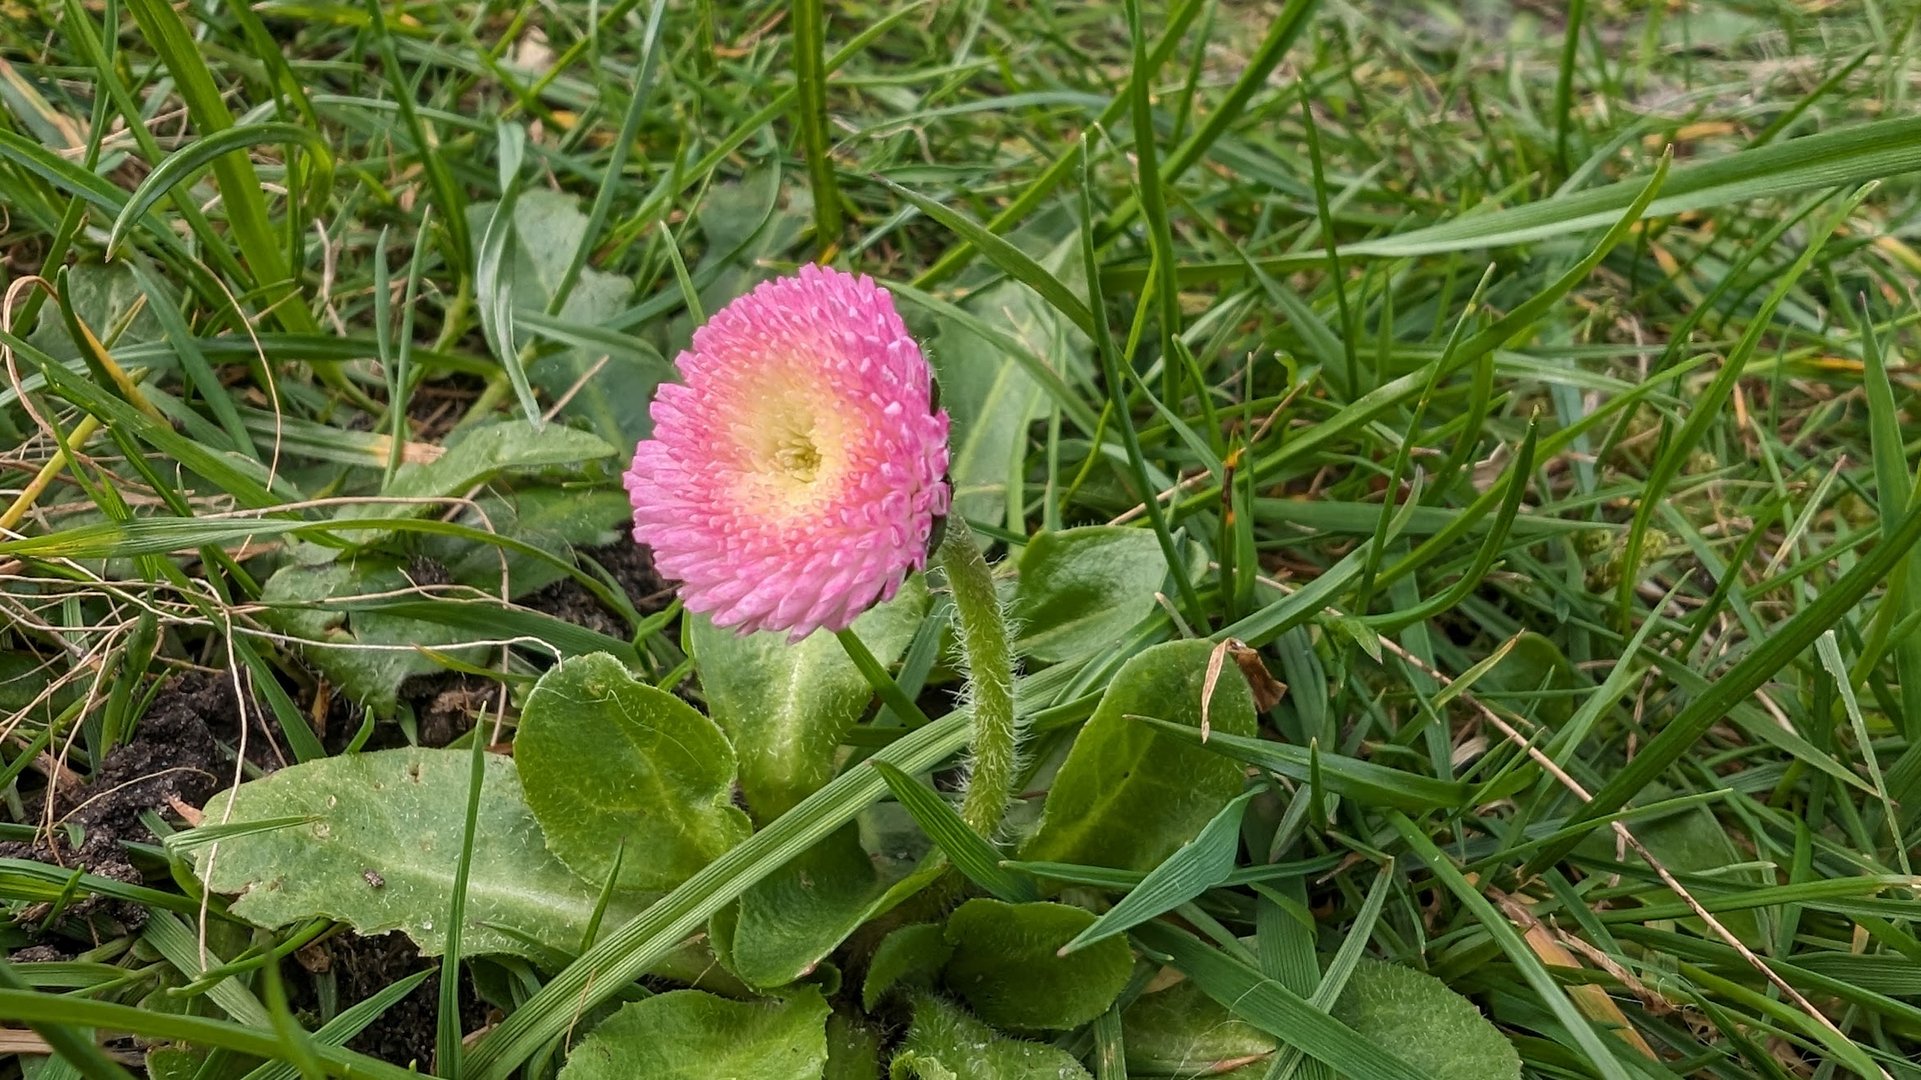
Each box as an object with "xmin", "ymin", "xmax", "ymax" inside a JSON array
[{"xmin": 941, "ymin": 522, "xmax": 1018, "ymax": 838}]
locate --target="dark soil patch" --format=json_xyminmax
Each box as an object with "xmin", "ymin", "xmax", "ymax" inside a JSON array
[
  {"xmin": 520, "ymin": 541, "xmax": 672, "ymax": 638},
  {"xmin": 64, "ymin": 675, "xmax": 223, "ymax": 839},
  {"xmin": 316, "ymin": 679, "xmax": 373, "ymax": 756},
  {"xmin": 324, "ymin": 670, "xmax": 500, "ymax": 755},
  {"xmin": 0, "ymin": 673, "xmax": 225, "ymax": 934},
  {"xmin": 167, "ymin": 667, "xmax": 295, "ymax": 775},
  {"xmin": 403, "ymin": 671, "xmax": 502, "ymax": 748},
  {"xmin": 285, "ymin": 932, "xmax": 489, "ymax": 1072}
]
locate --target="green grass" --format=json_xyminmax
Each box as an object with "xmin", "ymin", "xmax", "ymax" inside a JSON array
[{"xmin": 4, "ymin": 0, "xmax": 1921, "ymax": 1077}]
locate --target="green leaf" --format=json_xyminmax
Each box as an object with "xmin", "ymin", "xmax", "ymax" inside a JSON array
[
  {"xmin": 0, "ymin": 652, "xmax": 78, "ymax": 722},
  {"xmin": 1142, "ymin": 721, "xmax": 1484, "ymax": 813},
  {"xmin": 1121, "ymin": 981, "xmax": 1277, "ymax": 1077},
  {"xmin": 1462, "ymin": 632, "xmax": 1577, "ymax": 727},
  {"xmin": 475, "ymin": 123, "xmax": 539, "ymax": 424},
  {"xmin": 557, "ymin": 988, "xmax": 829, "ymax": 1080},
  {"xmin": 930, "ymin": 230, "xmax": 1090, "ymax": 527},
  {"xmin": 650, "ymin": 167, "xmax": 809, "ymax": 350},
  {"xmin": 692, "ymin": 168, "xmax": 788, "ymax": 270},
  {"xmin": 465, "ymin": 189, "xmax": 665, "ymax": 445},
  {"xmin": 724, "ymin": 825, "xmax": 883, "ymax": 989},
  {"xmin": 716, "ymin": 806, "xmax": 947, "ymax": 998},
  {"xmin": 425, "ymin": 487, "xmax": 634, "ymax": 598},
  {"xmin": 1012, "ymin": 526, "xmax": 1167, "ymax": 663},
  {"xmin": 889, "ymin": 993, "xmax": 1092, "ymax": 1080},
  {"xmin": 1022, "ymin": 639, "xmax": 1255, "ymax": 872},
  {"xmin": 370, "ymin": 418, "xmax": 617, "ymax": 509},
  {"xmin": 941, "ymin": 899, "xmax": 1134, "ymax": 1031},
  {"xmin": 144, "ymin": 1045, "xmax": 206, "ymax": 1080},
  {"xmin": 516, "ymin": 654, "xmax": 751, "ymax": 893},
  {"xmin": 863, "ymin": 924, "xmax": 954, "ymax": 1011},
  {"xmin": 826, "ymin": 1012, "xmax": 885, "ymax": 1080},
  {"xmin": 693, "ymin": 580, "xmax": 928, "ymax": 820},
  {"xmin": 1332, "ymin": 959, "xmax": 1521, "ymax": 1080},
  {"xmin": 191, "ymin": 747, "xmax": 646, "ymax": 958},
  {"xmin": 259, "ymin": 558, "xmax": 480, "ymax": 714},
  {"xmin": 26, "ymin": 261, "xmax": 162, "ymax": 361}
]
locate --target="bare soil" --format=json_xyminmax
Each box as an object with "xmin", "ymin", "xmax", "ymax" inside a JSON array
[
  {"xmin": 520, "ymin": 541, "xmax": 671, "ymax": 637},
  {"xmin": 0, "ymin": 672, "xmax": 225, "ymax": 939},
  {"xmin": 285, "ymin": 931, "xmax": 490, "ymax": 1071}
]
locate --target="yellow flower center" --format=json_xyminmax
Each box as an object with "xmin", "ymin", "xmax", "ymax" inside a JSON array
[
  {"xmin": 729, "ymin": 377, "xmax": 852, "ymax": 517},
  {"xmin": 773, "ymin": 432, "xmax": 822, "ymax": 483}
]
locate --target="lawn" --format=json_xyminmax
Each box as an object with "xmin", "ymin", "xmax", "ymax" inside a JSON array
[{"xmin": 2, "ymin": 0, "xmax": 1921, "ymax": 1077}]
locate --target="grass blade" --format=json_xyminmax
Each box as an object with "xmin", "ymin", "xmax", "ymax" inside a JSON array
[
  {"xmin": 436, "ymin": 729, "xmax": 489, "ymax": 1077},
  {"xmin": 1141, "ymin": 719, "xmax": 1486, "ymax": 812},
  {"xmin": 1528, "ymin": 478, "xmax": 1921, "ymax": 867},
  {"xmin": 473, "ymin": 122, "xmax": 541, "ymax": 426},
  {"xmin": 238, "ymin": 970, "xmax": 434, "ymax": 1080},
  {"xmin": 1131, "ymin": 921, "xmax": 1435, "ymax": 1080},
  {"xmin": 120, "ymin": 0, "xmax": 314, "ymax": 333},
  {"xmin": 107, "ymin": 123, "xmax": 334, "ymax": 257},
  {"xmin": 872, "ymin": 175, "xmax": 1096, "ymax": 339},
  {"xmin": 1134, "ymin": 116, "xmax": 1921, "ymax": 284},
  {"xmin": 870, "ymin": 761, "xmax": 1035, "ymax": 902},
  {"xmin": 0, "ymin": 990, "xmax": 418, "ymax": 1080},
  {"xmin": 792, "ymin": 0, "xmax": 842, "ymax": 249},
  {"xmin": 1062, "ymin": 789, "xmax": 1258, "ymax": 953}
]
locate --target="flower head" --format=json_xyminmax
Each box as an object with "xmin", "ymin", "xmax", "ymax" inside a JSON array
[{"xmin": 625, "ymin": 265, "xmax": 950, "ymax": 639}]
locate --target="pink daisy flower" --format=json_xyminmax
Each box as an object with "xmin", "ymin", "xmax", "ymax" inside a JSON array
[{"xmin": 624, "ymin": 265, "xmax": 951, "ymax": 639}]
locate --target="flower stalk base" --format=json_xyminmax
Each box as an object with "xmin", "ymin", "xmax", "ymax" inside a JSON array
[{"xmin": 941, "ymin": 523, "xmax": 1018, "ymax": 839}]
